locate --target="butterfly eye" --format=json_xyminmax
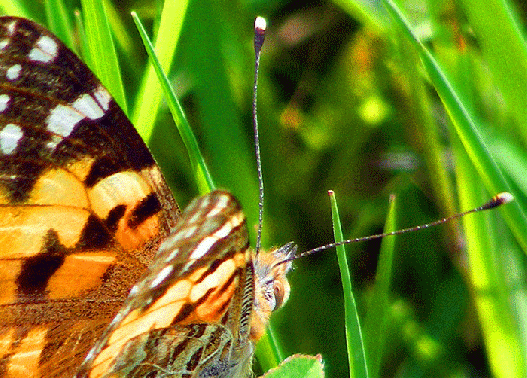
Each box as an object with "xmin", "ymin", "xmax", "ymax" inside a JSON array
[{"xmin": 273, "ymin": 280, "xmax": 285, "ymax": 310}]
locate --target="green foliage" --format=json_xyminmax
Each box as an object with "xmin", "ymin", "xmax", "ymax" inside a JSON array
[
  {"xmin": 4, "ymin": 0, "xmax": 527, "ymax": 377},
  {"xmin": 262, "ymin": 354, "xmax": 325, "ymax": 378}
]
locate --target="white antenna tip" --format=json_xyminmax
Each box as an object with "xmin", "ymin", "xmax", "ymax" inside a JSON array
[
  {"xmin": 480, "ymin": 191, "xmax": 514, "ymax": 211},
  {"xmin": 255, "ymin": 16, "xmax": 267, "ymax": 32},
  {"xmin": 496, "ymin": 191, "xmax": 514, "ymax": 204}
]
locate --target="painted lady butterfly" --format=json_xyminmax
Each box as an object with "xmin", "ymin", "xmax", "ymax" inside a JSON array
[{"xmin": 0, "ymin": 16, "xmax": 295, "ymax": 377}]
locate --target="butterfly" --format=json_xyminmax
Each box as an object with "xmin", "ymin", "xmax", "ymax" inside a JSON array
[{"xmin": 0, "ymin": 16, "xmax": 295, "ymax": 377}]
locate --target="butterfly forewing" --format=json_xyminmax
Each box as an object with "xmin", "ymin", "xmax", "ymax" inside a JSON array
[{"xmin": 0, "ymin": 16, "xmax": 179, "ymax": 377}]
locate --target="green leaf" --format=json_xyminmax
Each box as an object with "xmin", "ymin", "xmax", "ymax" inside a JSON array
[{"xmin": 261, "ymin": 354, "xmax": 325, "ymax": 378}]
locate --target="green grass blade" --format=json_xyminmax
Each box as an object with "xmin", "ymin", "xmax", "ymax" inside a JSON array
[
  {"xmin": 332, "ymin": 0, "xmax": 388, "ymax": 33},
  {"xmin": 81, "ymin": 0, "xmax": 126, "ymax": 112},
  {"xmin": 0, "ymin": 1, "xmax": 31, "ymax": 17},
  {"xmin": 256, "ymin": 328, "xmax": 284, "ymax": 373},
  {"xmin": 131, "ymin": 0, "xmax": 188, "ymax": 142},
  {"xmin": 396, "ymin": 40, "xmax": 458, "ymax": 228},
  {"xmin": 74, "ymin": 11, "xmax": 91, "ymax": 68},
  {"xmin": 177, "ymin": 5, "xmax": 259, "ymax": 240},
  {"xmin": 102, "ymin": 0, "xmax": 135, "ymax": 60},
  {"xmin": 383, "ymin": 0, "xmax": 527, "ymax": 254},
  {"xmin": 131, "ymin": 12, "xmax": 214, "ymax": 194},
  {"xmin": 44, "ymin": 0, "xmax": 74, "ymax": 51},
  {"xmin": 458, "ymin": 0, "xmax": 527, "ymax": 143},
  {"xmin": 487, "ymin": 130, "xmax": 527, "ymax": 195},
  {"xmin": 363, "ymin": 195, "xmax": 397, "ymax": 378},
  {"xmin": 453, "ymin": 134, "xmax": 526, "ymax": 378},
  {"xmin": 330, "ymin": 191, "xmax": 368, "ymax": 378}
]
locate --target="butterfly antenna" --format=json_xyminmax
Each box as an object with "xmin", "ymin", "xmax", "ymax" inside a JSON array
[
  {"xmin": 276, "ymin": 191, "xmax": 514, "ymax": 265},
  {"xmin": 253, "ymin": 16, "xmax": 266, "ymax": 255}
]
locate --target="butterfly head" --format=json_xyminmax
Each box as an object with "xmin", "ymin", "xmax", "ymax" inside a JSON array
[{"xmin": 251, "ymin": 241, "xmax": 296, "ymax": 341}]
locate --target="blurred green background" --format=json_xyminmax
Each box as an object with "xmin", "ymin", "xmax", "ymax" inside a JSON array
[{"xmin": 3, "ymin": 0, "xmax": 527, "ymax": 377}]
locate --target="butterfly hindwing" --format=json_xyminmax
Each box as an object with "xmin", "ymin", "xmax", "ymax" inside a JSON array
[{"xmin": 76, "ymin": 191, "xmax": 254, "ymax": 377}]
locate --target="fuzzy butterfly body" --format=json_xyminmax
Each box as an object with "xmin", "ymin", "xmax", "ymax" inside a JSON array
[{"xmin": 0, "ymin": 16, "xmax": 294, "ymax": 378}]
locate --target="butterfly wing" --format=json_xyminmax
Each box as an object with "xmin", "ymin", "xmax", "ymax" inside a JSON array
[
  {"xmin": 76, "ymin": 190, "xmax": 254, "ymax": 378},
  {"xmin": 0, "ymin": 16, "xmax": 295, "ymax": 378},
  {"xmin": 0, "ymin": 17, "xmax": 179, "ymax": 378}
]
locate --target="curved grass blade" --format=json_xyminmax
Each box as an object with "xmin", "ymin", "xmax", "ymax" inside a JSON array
[
  {"xmin": 131, "ymin": 0, "xmax": 188, "ymax": 142},
  {"xmin": 454, "ymin": 134, "xmax": 526, "ymax": 377},
  {"xmin": 44, "ymin": 0, "xmax": 74, "ymax": 51},
  {"xmin": 459, "ymin": 0, "xmax": 527, "ymax": 142},
  {"xmin": 132, "ymin": 12, "xmax": 214, "ymax": 193}
]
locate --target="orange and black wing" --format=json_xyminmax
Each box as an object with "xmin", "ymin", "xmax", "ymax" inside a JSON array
[
  {"xmin": 0, "ymin": 16, "xmax": 179, "ymax": 378},
  {"xmin": 76, "ymin": 190, "xmax": 254, "ymax": 378}
]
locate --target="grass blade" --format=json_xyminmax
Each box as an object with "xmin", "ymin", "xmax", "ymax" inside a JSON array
[
  {"xmin": 131, "ymin": 0, "xmax": 188, "ymax": 142},
  {"xmin": 330, "ymin": 190, "xmax": 368, "ymax": 378},
  {"xmin": 0, "ymin": 1, "xmax": 31, "ymax": 18},
  {"xmin": 363, "ymin": 195, "xmax": 397, "ymax": 378},
  {"xmin": 383, "ymin": 0, "xmax": 527, "ymax": 254},
  {"xmin": 44, "ymin": 0, "xmax": 74, "ymax": 51},
  {"xmin": 81, "ymin": 0, "xmax": 126, "ymax": 112},
  {"xmin": 453, "ymin": 134, "xmax": 526, "ymax": 377},
  {"xmin": 459, "ymin": 0, "xmax": 527, "ymax": 143},
  {"xmin": 131, "ymin": 12, "xmax": 214, "ymax": 193}
]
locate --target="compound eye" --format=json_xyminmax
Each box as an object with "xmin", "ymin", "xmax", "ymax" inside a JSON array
[{"xmin": 273, "ymin": 280, "xmax": 285, "ymax": 310}]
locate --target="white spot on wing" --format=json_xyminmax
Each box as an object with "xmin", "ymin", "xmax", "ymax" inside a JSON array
[
  {"xmin": 6, "ymin": 64, "xmax": 21, "ymax": 81},
  {"xmin": 94, "ymin": 86, "xmax": 111, "ymax": 111},
  {"xmin": 207, "ymin": 194, "xmax": 229, "ymax": 217},
  {"xmin": 167, "ymin": 248, "xmax": 182, "ymax": 262},
  {"xmin": 150, "ymin": 265, "xmax": 174, "ymax": 289},
  {"xmin": 6, "ymin": 21, "xmax": 16, "ymax": 36},
  {"xmin": 28, "ymin": 35, "xmax": 58, "ymax": 63},
  {"xmin": 46, "ymin": 135, "xmax": 62, "ymax": 151},
  {"xmin": 0, "ymin": 123, "xmax": 23, "ymax": 154},
  {"xmin": 0, "ymin": 94, "xmax": 10, "ymax": 112},
  {"xmin": 0, "ymin": 39, "xmax": 9, "ymax": 50},
  {"xmin": 83, "ymin": 349, "xmax": 95, "ymax": 365},
  {"xmin": 129, "ymin": 284, "xmax": 139, "ymax": 296},
  {"xmin": 187, "ymin": 209, "xmax": 203, "ymax": 225},
  {"xmin": 190, "ymin": 211, "xmax": 245, "ymax": 261},
  {"xmin": 171, "ymin": 225, "xmax": 198, "ymax": 242},
  {"xmin": 46, "ymin": 104, "xmax": 83, "ymax": 137},
  {"xmin": 180, "ymin": 225, "xmax": 198, "ymax": 240},
  {"xmin": 46, "ymin": 88, "xmax": 109, "ymax": 138},
  {"xmin": 72, "ymin": 94, "xmax": 104, "ymax": 120}
]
